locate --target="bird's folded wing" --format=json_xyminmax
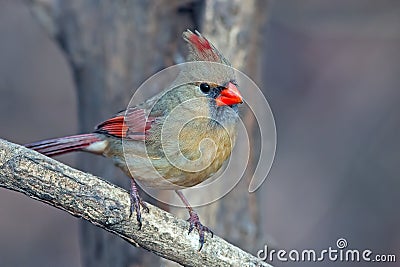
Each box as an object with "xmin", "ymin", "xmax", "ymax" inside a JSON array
[{"xmin": 95, "ymin": 108, "xmax": 155, "ymax": 140}]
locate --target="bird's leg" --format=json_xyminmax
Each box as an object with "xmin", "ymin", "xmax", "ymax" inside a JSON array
[
  {"xmin": 129, "ymin": 179, "xmax": 149, "ymax": 229},
  {"xmin": 175, "ymin": 190, "xmax": 214, "ymax": 251}
]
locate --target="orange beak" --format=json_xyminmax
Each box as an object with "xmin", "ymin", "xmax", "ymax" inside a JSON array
[{"xmin": 215, "ymin": 82, "xmax": 243, "ymax": 106}]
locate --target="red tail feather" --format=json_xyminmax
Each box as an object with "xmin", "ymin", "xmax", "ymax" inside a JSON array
[{"xmin": 25, "ymin": 134, "xmax": 102, "ymax": 156}]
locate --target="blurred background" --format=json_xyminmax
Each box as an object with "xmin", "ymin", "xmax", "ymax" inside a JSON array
[{"xmin": 0, "ymin": 0, "xmax": 399, "ymax": 266}]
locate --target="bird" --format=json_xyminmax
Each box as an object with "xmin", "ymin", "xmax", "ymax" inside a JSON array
[{"xmin": 25, "ymin": 30, "xmax": 243, "ymax": 250}]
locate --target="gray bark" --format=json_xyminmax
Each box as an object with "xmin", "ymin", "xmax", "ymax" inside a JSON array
[{"xmin": 0, "ymin": 138, "xmax": 272, "ymax": 267}]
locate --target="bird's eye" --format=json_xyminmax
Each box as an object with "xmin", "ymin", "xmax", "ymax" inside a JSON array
[{"xmin": 199, "ymin": 83, "xmax": 211, "ymax": 93}]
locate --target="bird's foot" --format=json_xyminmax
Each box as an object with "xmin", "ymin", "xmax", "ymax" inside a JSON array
[
  {"xmin": 187, "ymin": 210, "xmax": 213, "ymax": 251},
  {"xmin": 129, "ymin": 181, "xmax": 149, "ymax": 229}
]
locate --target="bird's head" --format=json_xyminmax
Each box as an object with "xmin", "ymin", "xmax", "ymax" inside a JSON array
[
  {"xmin": 150, "ymin": 30, "xmax": 243, "ymax": 123},
  {"xmin": 180, "ymin": 30, "xmax": 243, "ymax": 117}
]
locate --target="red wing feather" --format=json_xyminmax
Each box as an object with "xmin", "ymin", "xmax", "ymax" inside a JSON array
[
  {"xmin": 96, "ymin": 116, "xmax": 129, "ymax": 138},
  {"xmin": 95, "ymin": 108, "xmax": 155, "ymax": 140}
]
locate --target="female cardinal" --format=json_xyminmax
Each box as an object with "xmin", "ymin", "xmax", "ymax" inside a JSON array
[{"xmin": 25, "ymin": 30, "xmax": 243, "ymax": 250}]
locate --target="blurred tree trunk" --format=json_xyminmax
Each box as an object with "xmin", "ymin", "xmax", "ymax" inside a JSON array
[
  {"xmin": 170, "ymin": 0, "xmax": 270, "ymax": 262},
  {"xmin": 205, "ymin": 0, "xmax": 269, "ymax": 253},
  {"xmin": 29, "ymin": 0, "xmax": 203, "ymax": 266},
  {"xmin": 29, "ymin": 0, "xmax": 269, "ymax": 266},
  {"xmin": 56, "ymin": 2, "xmax": 203, "ymax": 266}
]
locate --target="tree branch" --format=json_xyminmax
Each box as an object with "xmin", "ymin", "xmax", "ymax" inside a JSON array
[{"xmin": 0, "ymin": 138, "xmax": 271, "ymax": 267}]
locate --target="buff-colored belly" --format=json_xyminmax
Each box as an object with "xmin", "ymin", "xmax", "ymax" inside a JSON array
[{"xmin": 107, "ymin": 124, "xmax": 237, "ymax": 190}]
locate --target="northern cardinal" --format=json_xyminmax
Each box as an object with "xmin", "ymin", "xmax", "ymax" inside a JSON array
[{"xmin": 25, "ymin": 30, "xmax": 243, "ymax": 250}]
